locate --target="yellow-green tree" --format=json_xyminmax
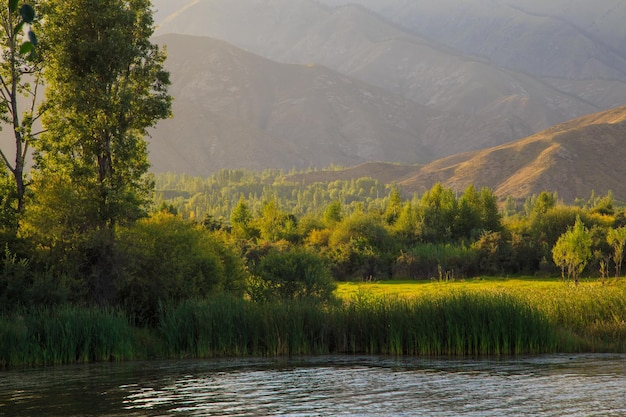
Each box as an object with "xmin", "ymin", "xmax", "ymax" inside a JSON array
[
  {"xmin": 552, "ymin": 216, "xmax": 592, "ymax": 283},
  {"xmin": 607, "ymin": 226, "xmax": 626, "ymax": 277}
]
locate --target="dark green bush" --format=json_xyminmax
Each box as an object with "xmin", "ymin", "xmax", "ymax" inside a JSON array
[
  {"xmin": 249, "ymin": 246, "xmax": 336, "ymax": 303},
  {"xmin": 392, "ymin": 243, "xmax": 479, "ymax": 280},
  {"xmin": 116, "ymin": 212, "xmax": 248, "ymax": 324}
]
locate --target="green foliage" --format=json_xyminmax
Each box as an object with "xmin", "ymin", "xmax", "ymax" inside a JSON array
[
  {"xmin": 249, "ymin": 246, "xmax": 336, "ymax": 303},
  {"xmin": 0, "ymin": 245, "xmax": 76, "ymax": 312},
  {"xmin": 383, "ymin": 185, "xmax": 403, "ymax": 225},
  {"xmin": 326, "ymin": 211, "xmax": 395, "ymax": 279},
  {"xmin": 552, "ymin": 216, "xmax": 593, "ymax": 283},
  {"xmin": 116, "ymin": 212, "xmax": 247, "ymax": 324},
  {"xmin": 607, "ymin": 226, "xmax": 626, "ymax": 277},
  {"xmin": 37, "ymin": 0, "xmax": 171, "ymax": 232},
  {"xmin": 392, "ymin": 243, "xmax": 478, "ymax": 280},
  {"xmin": 418, "ymin": 183, "xmax": 457, "ymax": 242},
  {"xmin": 323, "ymin": 199, "xmax": 343, "ymax": 225}
]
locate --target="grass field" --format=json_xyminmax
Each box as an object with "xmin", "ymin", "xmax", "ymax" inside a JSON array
[
  {"xmin": 336, "ymin": 277, "xmax": 572, "ymax": 299},
  {"xmin": 337, "ymin": 277, "xmax": 626, "ymax": 352}
]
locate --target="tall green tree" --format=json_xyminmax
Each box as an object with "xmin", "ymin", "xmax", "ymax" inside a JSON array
[
  {"xmin": 383, "ymin": 185, "xmax": 403, "ymax": 225},
  {"xmin": 552, "ymin": 216, "xmax": 592, "ymax": 284},
  {"xmin": 418, "ymin": 183, "xmax": 457, "ymax": 242},
  {"xmin": 0, "ymin": 0, "xmax": 42, "ymax": 215},
  {"xmin": 607, "ymin": 226, "xmax": 626, "ymax": 277},
  {"xmin": 31, "ymin": 0, "xmax": 171, "ymax": 304}
]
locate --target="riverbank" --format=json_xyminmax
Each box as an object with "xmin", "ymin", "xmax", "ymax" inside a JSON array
[{"xmin": 1, "ymin": 278, "xmax": 625, "ymax": 368}]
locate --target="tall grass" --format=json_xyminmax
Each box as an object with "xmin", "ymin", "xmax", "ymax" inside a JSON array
[
  {"xmin": 158, "ymin": 292, "xmax": 557, "ymax": 358},
  {"xmin": 159, "ymin": 296, "xmax": 331, "ymax": 357},
  {"xmin": 515, "ymin": 280, "xmax": 626, "ymax": 352},
  {"xmin": 2, "ymin": 280, "xmax": 625, "ymax": 368},
  {"xmin": 0, "ymin": 306, "xmax": 134, "ymax": 368}
]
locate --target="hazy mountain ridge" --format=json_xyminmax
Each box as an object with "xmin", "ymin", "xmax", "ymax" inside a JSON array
[
  {"xmin": 286, "ymin": 106, "xmax": 626, "ymax": 203},
  {"xmin": 147, "ymin": 0, "xmax": 626, "ymax": 201},
  {"xmin": 149, "ymin": 34, "xmax": 446, "ymax": 175},
  {"xmin": 149, "ymin": 0, "xmax": 619, "ymax": 166},
  {"xmin": 317, "ymin": 0, "xmax": 626, "ymax": 81},
  {"xmin": 153, "ymin": 0, "xmax": 604, "ymax": 130}
]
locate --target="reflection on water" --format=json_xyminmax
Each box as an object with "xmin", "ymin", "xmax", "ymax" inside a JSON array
[{"xmin": 1, "ymin": 354, "xmax": 625, "ymax": 416}]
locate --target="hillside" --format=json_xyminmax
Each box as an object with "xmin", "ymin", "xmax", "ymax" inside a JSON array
[
  {"xmin": 148, "ymin": 34, "xmax": 441, "ymax": 175},
  {"xmin": 287, "ymin": 106, "xmax": 626, "ymax": 203},
  {"xmin": 150, "ymin": 34, "xmax": 564, "ymax": 175},
  {"xmin": 151, "ymin": 0, "xmax": 607, "ymax": 156},
  {"xmin": 285, "ymin": 162, "xmax": 421, "ymax": 185},
  {"xmin": 317, "ymin": 0, "xmax": 626, "ymax": 82}
]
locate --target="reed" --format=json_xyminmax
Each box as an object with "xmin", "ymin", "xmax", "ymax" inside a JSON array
[
  {"xmin": 158, "ymin": 296, "xmax": 331, "ymax": 357},
  {"xmin": 158, "ymin": 291, "xmax": 558, "ymax": 358},
  {"xmin": 516, "ymin": 280, "xmax": 626, "ymax": 352},
  {"xmin": 2, "ymin": 279, "xmax": 624, "ymax": 368},
  {"xmin": 0, "ymin": 306, "xmax": 134, "ymax": 367},
  {"xmin": 330, "ymin": 291, "xmax": 556, "ymax": 355}
]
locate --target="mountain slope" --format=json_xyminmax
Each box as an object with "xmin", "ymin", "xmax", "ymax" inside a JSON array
[
  {"xmin": 397, "ymin": 106, "xmax": 626, "ymax": 202},
  {"xmin": 318, "ymin": 0, "xmax": 626, "ymax": 81},
  {"xmin": 148, "ymin": 34, "xmax": 446, "ymax": 175},
  {"xmin": 152, "ymin": 0, "xmax": 604, "ymax": 155},
  {"xmin": 283, "ymin": 105, "xmax": 626, "ymax": 203}
]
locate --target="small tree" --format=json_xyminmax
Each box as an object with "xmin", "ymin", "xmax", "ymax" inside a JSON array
[
  {"xmin": 607, "ymin": 226, "xmax": 626, "ymax": 277},
  {"xmin": 552, "ymin": 216, "xmax": 592, "ymax": 284}
]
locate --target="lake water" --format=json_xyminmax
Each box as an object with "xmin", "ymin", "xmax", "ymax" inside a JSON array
[{"xmin": 1, "ymin": 354, "xmax": 625, "ymax": 416}]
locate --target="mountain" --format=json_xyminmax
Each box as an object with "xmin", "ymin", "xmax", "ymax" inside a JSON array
[
  {"xmin": 317, "ymin": 0, "xmax": 626, "ymax": 82},
  {"xmin": 151, "ymin": 0, "xmax": 607, "ymax": 155},
  {"xmin": 286, "ymin": 105, "xmax": 626, "ymax": 203},
  {"xmin": 149, "ymin": 34, "xmax": 443, "ymax": 175}
]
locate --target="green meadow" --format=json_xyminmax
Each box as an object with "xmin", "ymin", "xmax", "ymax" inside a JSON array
[{"xmin": 337, "ymin": 277, "xmax": 626, "ymax": 352}]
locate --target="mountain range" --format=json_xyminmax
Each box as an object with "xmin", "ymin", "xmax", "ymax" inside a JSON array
[{"xmin": 147, "ymin": 0, "xmax": 626, "ymax": 201}]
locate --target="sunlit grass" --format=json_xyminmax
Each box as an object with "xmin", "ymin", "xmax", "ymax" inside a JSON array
[
  {"xmin": 335, "ymin": 277, "xmax": 564, "ymax": 300},
  {"xmin": 337, "ymin": 277, "xmax": 626, "ymax": 352}
]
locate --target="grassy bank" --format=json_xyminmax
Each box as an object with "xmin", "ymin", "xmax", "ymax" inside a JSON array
[
  {"xmin": 1, "ymin": 278, "xmax": 625, "ymax": 368},
  {"xmin": 337, "ymin": 277, "xmax": 626, "ymax": 352}
]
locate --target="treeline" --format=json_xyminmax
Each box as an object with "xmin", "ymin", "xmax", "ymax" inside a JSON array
[
  {"xmin": 153, "ymin": 169, "xmax": 388, "ymax": 221},
  {"xmin": 155, "ymin": 169, "xmax": 625, "ymax": 282}
]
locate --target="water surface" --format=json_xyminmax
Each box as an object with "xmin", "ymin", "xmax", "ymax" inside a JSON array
[{"xmin": 1, "ymin": 354, "xmax": 625, "ymax": 416}]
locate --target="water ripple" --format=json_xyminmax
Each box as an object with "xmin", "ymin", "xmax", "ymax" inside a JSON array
[{"xmin": 1, "ymin": 354, "xmax": 625, "ymax": 416}]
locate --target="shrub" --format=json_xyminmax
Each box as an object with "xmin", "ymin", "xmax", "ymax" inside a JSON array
[
  {"xmin": 392, "ymin": 243, "xmax": 478, "ymax": 280},
  {"xmin": 249, "ymin": 246, "xmax": 336, "ymax": 303},
  {"xmin": 116, "ymin": 212, "xmax": 247, "ymax": 324}
]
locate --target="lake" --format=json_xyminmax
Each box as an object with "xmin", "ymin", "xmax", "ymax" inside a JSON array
[{"xmin": 1, "ymin": 354, "xmax": 625, "ymax": 416}]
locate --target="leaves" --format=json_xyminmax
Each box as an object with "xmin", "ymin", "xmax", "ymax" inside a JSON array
[
  {"xmin": 19, "ymin": 4, "xmax": 35, "ymax": 23},
  {"xmin": 19, "ymin": 41, "xmax": 33, "ymax": 55},
  {"xmin": 8, "ymin": 0, "xmax": 19, "ymax": 13}
]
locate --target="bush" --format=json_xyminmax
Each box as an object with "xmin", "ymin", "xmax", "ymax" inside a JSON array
[
  {"xmin": 392, "ymin": 243, "xmax": 479, "ymax": 280},
  {"xmin": 116, "ymin": 212, "xmax": 248, "ymax": 324},
  {"xmin": 249, "ymin": 246, "xmax": 336, "ymax": 303}
]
